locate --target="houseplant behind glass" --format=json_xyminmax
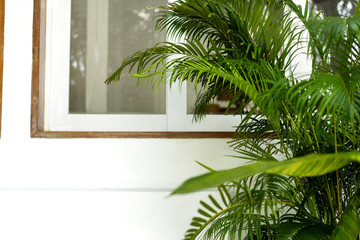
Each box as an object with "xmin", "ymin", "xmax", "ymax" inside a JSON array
[{"xmin": 106, "ymin": 0, "xmax": 360, "ymax": 239}]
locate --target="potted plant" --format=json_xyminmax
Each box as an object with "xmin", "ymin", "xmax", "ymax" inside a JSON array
[{"xmin": 106, "ymin": 0, "xmax": 360, "ymax": 238}]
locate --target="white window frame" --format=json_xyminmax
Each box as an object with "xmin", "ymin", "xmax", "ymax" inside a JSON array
[{"xmin": 43, "ymin": 0, "xmax": 244, "ymax": 132}]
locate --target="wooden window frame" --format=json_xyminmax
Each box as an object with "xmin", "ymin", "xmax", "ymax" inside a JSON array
[
  {"xmin": 0, "ymin": 0, "xmax": 4, "ymax": 137},
  {"xmin": 31, "ymin": 0, "xmax": 234, "ymax": 138}
]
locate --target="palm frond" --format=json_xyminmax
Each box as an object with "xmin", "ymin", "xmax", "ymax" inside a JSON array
[
  {"xmin": 185, "ymin": 174, "xmax": 300, "ymax": 240},
  {"xmin": 330, "ymin": 188, "xmax": 360, "ymax": 239},
  {"xmin": 106, "ymin": 0, "xmax": 302, "ymax": 122},
  {"xmin": 173, "ymin": 152, "xmax": 360, "ymax": 195}
]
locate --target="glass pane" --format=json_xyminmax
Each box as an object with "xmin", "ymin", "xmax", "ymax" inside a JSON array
[
  {"xmin": 310, "ymin": 0, "xmax": 358, "ymax": 17},
  {"xmin": 69, "ymin": 0, "xmax": 166, "ymax": 114}
]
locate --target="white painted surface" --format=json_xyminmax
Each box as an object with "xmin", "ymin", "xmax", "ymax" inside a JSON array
[
  {"xmin": 1, "ymin": 0, "xmax": 243, "ymax": 239},
  {"xmin": 0, "ymin": 191, "xmax": 214, "ymax": 240}
]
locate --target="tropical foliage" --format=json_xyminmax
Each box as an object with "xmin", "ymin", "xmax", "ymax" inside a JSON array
[{"xmin": 106, "ymin": 0, "xmax": 360, "ymax": 239}]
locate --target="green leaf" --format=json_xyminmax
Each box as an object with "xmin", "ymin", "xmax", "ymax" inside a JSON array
[
  {"xmin": 209, "ymin": 194, "xmax": 223, "ymax": 211},
  {"xmin": 272, "ymin": 223, "xmax": 333, "ymax": 240},
  {"xmin": 192, "ymin": 217, "xmax": 206, "ymax": 223},
  {"xmin": 172, "ymin": 152, "xmax": 360, "ymax": 195},
  {"xmin": 172, "ymin": 161, "xmax": 278, "ymax": 195},
  {"xmin": 330, "ymin": 190, "xmax": 360, "ymax": 240},
  {"xmin": 292, "ymin": 225, "xmax": 332, "ymax": 240},
  {"xmin": 265, "ymin": 153, "xmax": 357, "ymax": 176},
  {"xmin": 200, "ymin": 200, "xmax": 217, "ymax": 214},
  {"xmin": 198, "ymin": 209, "xmax": 212, "ymax": 218}
]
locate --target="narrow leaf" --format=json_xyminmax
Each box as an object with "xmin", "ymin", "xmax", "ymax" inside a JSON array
[{"xmin": 172, "ymin": 152, "xmax": 360, "ymax": 195}]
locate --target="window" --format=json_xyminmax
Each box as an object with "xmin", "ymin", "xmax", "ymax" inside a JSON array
[{"xmin": 31, "ymin": 0, "xmax": 236, "ymax": 138}]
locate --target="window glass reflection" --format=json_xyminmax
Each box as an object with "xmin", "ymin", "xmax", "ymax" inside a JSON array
[
  {"xmin": 69, "ymin": 0, "xmax": 166, "ymax": 114},
  {"xmin": 310, "ymin": 0, "xmax": 358, "ymax": 17}
]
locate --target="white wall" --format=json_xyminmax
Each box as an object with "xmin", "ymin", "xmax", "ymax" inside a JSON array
[{"xmin": 1, "ymin": 0, "xmax": 241, "ymax": 239}]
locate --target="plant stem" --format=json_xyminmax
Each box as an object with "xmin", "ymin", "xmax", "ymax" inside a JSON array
[
  {"xmin": 325, "ymin": 178, "xmax": 335, "ymax": 224},
  {"xmin": 336, "ymin": 170, "xmax": 342, "ymax": 214}
]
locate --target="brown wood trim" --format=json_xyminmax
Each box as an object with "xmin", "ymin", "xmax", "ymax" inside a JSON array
[
  {"xmin": 30, "ymin": 0, "xmax": 234, "ymax": 139},
  {"xmin": 0, "ymin": 0, "xmax": 5, "ymax": 137},
  {"xmin": 31, "ymin": 0, "xmax": 41, "ymax": 137},
  {"xmin": 32, "ymin": 131, "xmax": 234, "ymax": 138}
]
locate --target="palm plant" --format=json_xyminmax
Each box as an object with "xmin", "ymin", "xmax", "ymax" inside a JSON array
[{"xmin": 106, "ymin": 0, "xmax": 360, "ymax": 239}]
